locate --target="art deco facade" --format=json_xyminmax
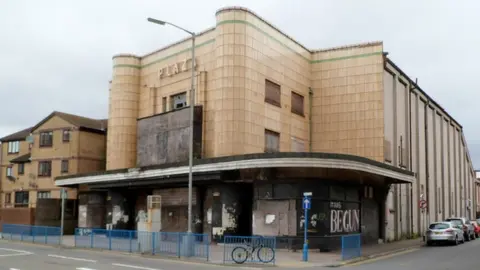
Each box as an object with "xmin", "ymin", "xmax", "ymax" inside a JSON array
[{"xmin": 57, "ymin": 7, "xmax": 476, "ymax": 244}]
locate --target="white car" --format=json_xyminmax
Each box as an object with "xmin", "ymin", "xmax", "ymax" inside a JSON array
[{"xmin": 426, "ymin": 222, "xmax": 464, "ymax": 246}]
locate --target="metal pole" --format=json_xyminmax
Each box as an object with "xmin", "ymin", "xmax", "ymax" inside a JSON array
[
  {"xmin": 60, "ymin": 188, "xmax": 65, "ymax": 245},
  {"xmin": 187, "ymin": 33, "xmax": 196, "ymax": 233},
  {"xmin": 302, "ymin": 197, "xmax": 309, "ymax": 262}
]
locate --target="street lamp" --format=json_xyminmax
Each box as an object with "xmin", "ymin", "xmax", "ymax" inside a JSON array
[{"xmin": 148, "ymin": 17, "xmax": 196, "ymax": 233}]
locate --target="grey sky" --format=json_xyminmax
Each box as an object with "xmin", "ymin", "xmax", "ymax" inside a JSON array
[{"xmin": 1, "ymin": 0, "xmax": 479, "ymax": 166}]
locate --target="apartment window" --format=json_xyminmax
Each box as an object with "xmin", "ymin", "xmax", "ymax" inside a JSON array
[
  {"xmin": 265, "ymin": 79, "xmax": 281, "ymax": 107},
  {"xmin": 37, "ymin": 191, "xmax": 51, "ymax": 199},
  {"xmin": 7, "ymin": 141, "xmax": 19, "ymax": 154},
  {"xmin": 62, "ymin": 130, "xmax": 70, "ymax": 142},
  {"xmin": 171, "ymin": 92, "xmax": 187, "ymax": 110},
  {"xmin": 291, "ymin": 92, "xmax": 304, "ymax": 116},
  {"xmin": 38, "ymin": 161, "xmax": 52, "ymax": 177},
  {"xmin": 264, "ymin": 129, "xmax": 280, "ymax": 153},
  {"xmin": 162, "ymin": 97, "xmax": 167, "ymax": 112},
  {"xmin": 17, "ymin": 163, "xmax": 24, "ymax": 175},
  {"xmin": 61, "ymin": 160, "xmax": 69, "ymax": 173},
  {"xmin": 5, "ymin": 193, "xmax": 11, "ymax": 204},
  {"xmin": 39, "ymin": 131, "xmax": 53, "ymax": 147},
  {"xmin": 6, "ymin": 167, "xmax": 13, "ymax": 177},
  {"xmin": 14, "ymin": 191, "xmax": 29, "ymax": 207}
]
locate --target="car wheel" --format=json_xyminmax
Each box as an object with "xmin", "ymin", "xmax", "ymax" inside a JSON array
[
  {"xmin": 465, "ymin": 233, "xmax": 470, "ymax": 241},
  {"xmin": 453, "ymin": 236, "xmax": 459, "ymax": 245},
  {"xmin": 426, "ymin": 241, "xmax": 433, "ymax": 246}
]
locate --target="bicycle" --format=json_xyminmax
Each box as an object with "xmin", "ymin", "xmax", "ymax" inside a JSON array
[{"xmin": 231, "ymin": 238, "xmax": 275, "ymax": 264}]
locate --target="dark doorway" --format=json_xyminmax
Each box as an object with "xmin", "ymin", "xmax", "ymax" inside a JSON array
[{"xmin": 236, "ymin": 183, "xmax": 254, "ymax": 236}]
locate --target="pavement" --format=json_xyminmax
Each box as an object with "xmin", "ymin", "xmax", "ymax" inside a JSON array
[
  {"xmin": 0, "ymin": 240, "xmax": 259, "ymax": 270},
  {"xmin": 0, "ymin": 236, "xmax": 429, "ymax": 269}
]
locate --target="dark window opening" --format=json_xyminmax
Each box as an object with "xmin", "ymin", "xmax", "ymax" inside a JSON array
[
  {"xmin": 265, "ymin": 79, "xmax": 281, "ymax": 107},
  {"xmin": 14, "ymin": 191, "xmax": 29, "ymax": 207},
  {"xmin": 61, "ymin": 160, "xmax": 69, "ymax": 173},
  {"xmin": 63, "ymin": 130, "xmax": 70, "ymax": 142},
  {"xmin": 17, "ymin": 164, "xmax": 24, "ymax": 175},
  {"xmin": 264, "ymin": 129, "xmax": 280, "ymax": 153},
  {"xmin": 39, "ymin": 131, "xmax": 53, "ymax": 147},
  {"xmin": 291, "ymin": 91, "xmax": 304, "ymax": 116},
  {"xmin": 38, "ymin": 161, "xmax": 52, "ymax": 177}
]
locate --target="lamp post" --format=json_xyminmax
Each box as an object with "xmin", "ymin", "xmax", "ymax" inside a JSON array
[{"xmin": 148, "ymin": 17, "xmax": 196, "ymax": 233}]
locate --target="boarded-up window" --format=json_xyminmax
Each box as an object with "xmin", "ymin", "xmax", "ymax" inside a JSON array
[
  {"xmin": 291, "ymin": 92, "xmax": 304, "ymax": 116},
  {"xmin": 291, "ymin": 137, "xmax": 305, "ymax": 152},
  {"xmin": 265, "ymin": 79, "xmax": 281, "ymax": 107},
  {"xmin": 162, "ymin": 97, "xmax": 167, "ymax": 112},
  {"xmin": 384, "ymin": 139, "xmax": 392, "ymax": 162},
  {"xmin": 264, "ymin": 129, "xmax": 280, "ymax": 153}
]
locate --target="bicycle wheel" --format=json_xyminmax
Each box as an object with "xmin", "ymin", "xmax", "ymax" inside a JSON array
[
  {"xmin": 231, "ymin": 246, "xmax": 249, "ymax": 264},
  {"xmin": 257, "ymin": 246, "xmax": 275, "ymax": 263}
]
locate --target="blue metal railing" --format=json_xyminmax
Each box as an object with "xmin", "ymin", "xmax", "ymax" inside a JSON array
[
  {"xmin": 74, "ymin": 228, "xmax": 209, "ymax": 260},
  {"xmin": 223, "ymin": 235, "xmax": 276, "ymax": 265},
  {"xmin": 1, "ymin": 224, "xmax": 61, "ymax": 245},
  {"xmin": 341, "ymin": 234, "xmax": 362, "ymax": 260}
]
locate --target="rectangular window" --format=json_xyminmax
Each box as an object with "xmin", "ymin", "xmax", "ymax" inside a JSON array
[
  {"xmin": 7, "ymin": 141, "xmax": 19, "ymax": 154},
  {"xmin": 37, "ymin": 191, "xmax": 51, "ymax": 199},
  {"xmin": 61, "ymin": 160, "xmax": 69, "ymax": 173},
  {"xmin": 264, "ymin": 129, "xmax": 280, "ymax": 153},
  {"xmin": 291, "ymin": 92, "xmax": 304, "ymax": 116},
  {"xmin": 5, "ymin": 193, "xmax": 11, "ymax": 204},
  {"xmin": 62, "ymin": 130, "xmax": 70, "ymax": 142},
  {"xmin": 171, "ymin": 92, "xmax": 187, "ymax": 110},
  {"xmin": 39, "ymin": 131, "xmax": 53, "ymax": 147},
  {"xmin": 6, "ymin": 167, "xmax": 13, "ymax": 177},
  {"xmin": 291, "ymin": 137, "xmax": 306, "ymax": 152},
  {"xmin": 14, "ymin": 191, "xmax": 29, "ymax": 207},
  {"xmin": 17, "ymin": 163, "xmax": 24, "ymax": 175},
  {"xmin": 265, "ymin": 79, "xmax": 281, "ymax": 107},
  {"xmin": 38, "ymin": 161, "xmax": 52, "ymax": 177},
  {"xmin": 162, "ymin": 97, "xmax": 167, "ymax": 112}
]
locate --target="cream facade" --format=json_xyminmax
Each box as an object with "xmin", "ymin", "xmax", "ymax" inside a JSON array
[{"xmin": 58, "ymin": 7, "xmax": 475, "ymax": 243}]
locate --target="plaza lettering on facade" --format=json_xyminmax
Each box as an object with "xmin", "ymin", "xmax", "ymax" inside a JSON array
[
  {"xmin": 158, "ymin": 58, "xmax": 197, "ymax": 79},
  {"xmin": 330, "ymin": 209, "xmax": 360, "ymax": 233}
]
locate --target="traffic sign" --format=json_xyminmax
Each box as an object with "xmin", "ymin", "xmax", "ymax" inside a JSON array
[
  {"xmin": 419, "ymin": 199, "xmax": 427, "ymax": 209},
  {"xmin": 303, "ymin": 197, "xmax": 311, "ymax": 210}
]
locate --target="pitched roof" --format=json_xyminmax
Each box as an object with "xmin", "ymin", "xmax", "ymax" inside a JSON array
[
  {"xmin": 32, "ymin": 111, "xmax": 107, "ymax": 132},
  {"xmin": 10, "ymin": 153, "xmax": 31, "ymax": 163},
  {"xmin": 0, "ymin": 127, "xmax": 33, "ymax": 142}
]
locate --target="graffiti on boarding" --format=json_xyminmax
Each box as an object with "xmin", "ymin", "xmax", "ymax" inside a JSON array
[
  {"xmin": 77, "ymin": 228, "xmax": 92, "ymax": 236},
  {"xmin": 330, "ymin": 201, "xmax": 360, "ymax": 234}
]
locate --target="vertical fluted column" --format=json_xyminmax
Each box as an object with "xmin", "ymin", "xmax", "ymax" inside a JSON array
[{"xmin": 107, "ymin": 54, "xmax": 141, "ymax": 170}]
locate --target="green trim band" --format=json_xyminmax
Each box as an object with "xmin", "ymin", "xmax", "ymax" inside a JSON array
[
  {"xmin": 311, "ymin": 51, "xmax": 383, "ymax": 64},
  {"xmin": 113, "ymin": 21, "xmax": 381, "ymax": 69},
  {"xmin": 217, "ymin": 19, "xmax": 311, "ymax": 62},
  {"xmin": 113, "ymin": 39, "xmax": 215, "ymax": 69}
]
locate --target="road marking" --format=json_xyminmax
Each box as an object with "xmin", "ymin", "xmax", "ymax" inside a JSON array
[
  {"xmin": 0, "ymin": 248, "xmax": 32, "ymax": 257},
  {"xmin": 47, "ymin": 254, "xmax": 97, "ymax": 263},
  {"xmin": 76, "ymin": 268, "xmax": 96, "ymax": 270},
  {"xmin": 10, "ymin": 268, "xmax": 20, "ymax": 270},
  {"xmin": 112, "ymin": 263, "xmax": 162, "ymax": 270},
  {"xmin": 345, "ymin": 248, "xmax": 419, "ymax": 267}
]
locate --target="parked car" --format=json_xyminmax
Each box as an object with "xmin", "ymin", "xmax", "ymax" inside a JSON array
[
  {"xmin": 445, "ymin": 217, "xmax": 476, "ymax": 241},
  {"xmin": 426, "ymin": 222, "xmax": 464, "ymax": 246},
  {"xmin": 471, "ymin": 220, "xmax": 480, "ymax": 238}
]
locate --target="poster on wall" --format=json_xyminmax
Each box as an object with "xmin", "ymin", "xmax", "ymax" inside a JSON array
[{"xmin": 329, "ymin": 201, "xmax": 360, "ymax": 234}]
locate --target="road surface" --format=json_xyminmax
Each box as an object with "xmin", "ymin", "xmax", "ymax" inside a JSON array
[
  {"xmin": 340, "ymin": 237, "xmax": 480, "ymax": 270},
  {"xmin": 0, "ymin": 241, "xmax": 259, "ymax": 270}
]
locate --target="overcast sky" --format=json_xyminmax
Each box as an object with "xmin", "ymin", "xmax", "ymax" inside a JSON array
[{"xmin": 1, "ymin": 0, "xmax": 479, "ymax": 166}]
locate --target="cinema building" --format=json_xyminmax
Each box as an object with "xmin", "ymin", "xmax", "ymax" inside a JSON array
[{"xmin": 55, "ymin": 7, "xmax": 476, "ymax": 248}]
